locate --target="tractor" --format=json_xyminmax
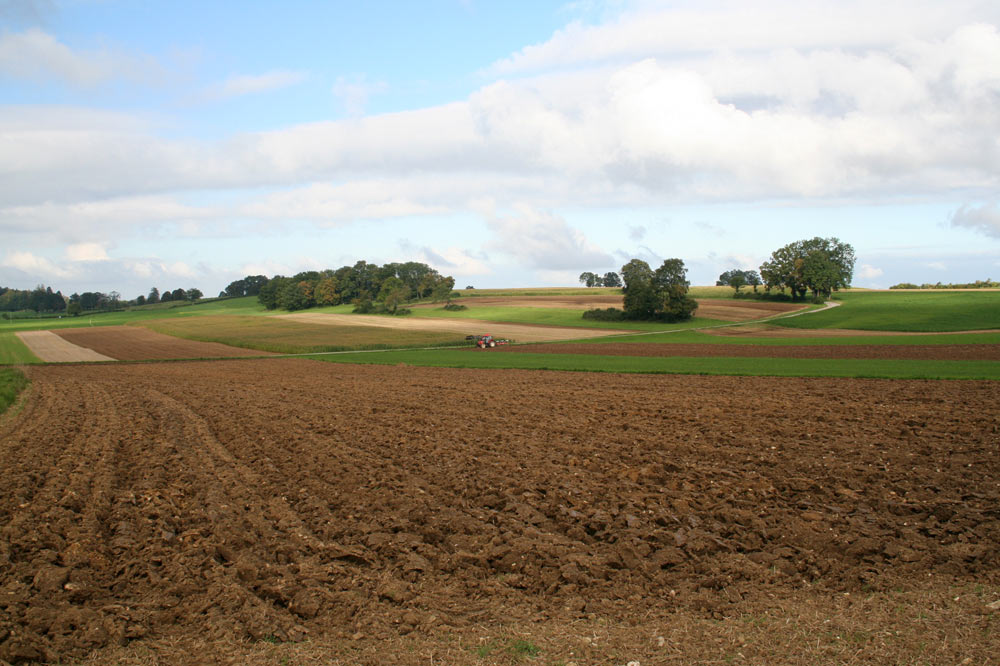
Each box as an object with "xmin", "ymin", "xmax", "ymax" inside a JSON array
[{"xmin": 466, "ymin": 334, "xmax": 510, "ymax": 349}]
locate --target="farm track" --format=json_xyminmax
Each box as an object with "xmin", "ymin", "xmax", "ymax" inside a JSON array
[
  {"xmin": 1, "ymin": 360, "xmax": 998, "ymax": 662},
  {"xmin": 497, "ymin": 342, "xmax": 1000, "ymax": 360}
]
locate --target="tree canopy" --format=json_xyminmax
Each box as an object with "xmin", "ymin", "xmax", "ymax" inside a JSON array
[
  {"xmin": 760, "ymin": 237, "xmax": 855, "ymax": 299},
  {"xmin": 620, "ymin": 258, "xmax": 698, "ymax": 321}
]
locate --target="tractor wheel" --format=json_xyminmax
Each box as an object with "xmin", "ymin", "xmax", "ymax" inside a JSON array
[{"xmin": 489, "ymin": 340, "xmax": 496, "ymax": 347}]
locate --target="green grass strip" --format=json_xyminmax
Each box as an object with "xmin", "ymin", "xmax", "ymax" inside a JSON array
[
  {"xmin": 0, "ymin": 367, "xmax": 29, "ymax": 414},
  {"xmin": 303, "ymin": 350, "xmax": 1000, "ymax": 380},
  {"xmin": 581, "ymin": 329, "xmax": 1000, "ymax": 346},
  {"xmin": 0, "ymin": 332, "xmax": 41, "ymax": 364}
]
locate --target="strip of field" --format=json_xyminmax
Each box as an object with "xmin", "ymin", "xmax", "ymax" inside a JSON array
[
  {"xmin": 15, "ymin": 330, "xmax": 115, "ymax": 362},
  {"xmin": 497, "ymin": 342, "xmax": 1000, "ymax": 360},
  {"xmin": 307, "ymin": 349, "xmax": 1000, "ymax": 379},
  {"xmin": 54, "ymin": 326, "xmax": 270, "ymax": 360},
  {"xmin": 2, "ymin": 361, "xmax": 997, "ymax": 664},
  {"xmin": 278, "ymin": 311, "xmax": 636, "ymax": 341},
  {"xmin": 706, "ymin": 323, "xmax": 1000, "ymax": 338},
  {"xmin": 0, "ymin": 331, "xmax": 40, "ymax": 364},
  {"xmin": 144, "ymin": 315, "xmax": 470, "ymax": 353}
]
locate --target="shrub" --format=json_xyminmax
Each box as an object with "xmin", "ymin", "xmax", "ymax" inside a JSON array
[
  {"xmin": 583, "ymin": 307, "xmax": 626, "ymax": 321},
  {"xmin": 443, "ymin": 303, "xmax": 467, "ymax": 311}
]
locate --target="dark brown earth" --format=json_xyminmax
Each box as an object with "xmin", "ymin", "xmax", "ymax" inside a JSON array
[
  {"xmin": 1, "ymin": 360, "xmax": 998, "ymax": 663},
  {"xmin": 497, "ymin": 342, "xmax": 1000, "ymax": 360},
  {"xmin": 53, "ymin": 326, "xmax": 271, "ymax": 360}
]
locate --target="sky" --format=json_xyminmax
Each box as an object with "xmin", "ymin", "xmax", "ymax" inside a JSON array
[{"xmin": 1, "ymin": 0, "xmax": 999, "ymax": 298}]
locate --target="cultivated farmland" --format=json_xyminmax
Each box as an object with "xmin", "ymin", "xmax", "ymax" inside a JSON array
[{"xmin": 1, "ymin": 359, "xmax": 998, "ymax": 664}]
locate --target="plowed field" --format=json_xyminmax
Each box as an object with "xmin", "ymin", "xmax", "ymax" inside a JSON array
[
  {"xmin": 1, "ymin": 361, "xmax": 998, "ymax": 663},
  {"xmin": 498, "ymin": 342, "xmax": 1000, "ymax": 360},
  {"xmin": 54, "ymin": 326, "xmax": 269, "ymax": 360}
]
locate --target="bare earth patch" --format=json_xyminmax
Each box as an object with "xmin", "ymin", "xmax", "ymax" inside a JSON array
[
  {"xmin": 1, "ymin": 360, "xmax": 997, "ymax": 663},
  {"xmin": 15, "ymin": 330, "xmax": 115, "ymax": 362},
  {"xmin": 278, "ymin": 312, "xmax": 635, "ymax": 342},
  {"xmin": 705, "ymin": 323, "xmax": 1000, "ymax": 337},
  {"xmin": 497, "ymin": 342, "xmax": 1000, "ymax": 360},
  {"xmin": 54, "ymin": 326, "xmax": 270, "ymax": 360}
]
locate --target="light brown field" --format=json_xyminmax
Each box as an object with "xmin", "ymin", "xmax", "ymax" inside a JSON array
[
  {"xmin": 15, "ymin": 330, "xmax": 115, "ymax": 362},
  {"xmin": 277, "ymin": 312, "xmax": 636, "ymax": 342},
  {"xmin": 54, "ymin": 326, "xmax": 271, "ymax": 360}
]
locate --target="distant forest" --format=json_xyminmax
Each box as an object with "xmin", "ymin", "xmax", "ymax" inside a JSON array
[{"xmin": 890, "ymin": 279, "xmax": 999, "ymax": 289}]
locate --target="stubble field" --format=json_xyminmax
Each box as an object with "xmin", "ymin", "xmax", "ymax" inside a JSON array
[{"xmin": 1, "ymin": 359, "xmax": 998, "ymax": 664}]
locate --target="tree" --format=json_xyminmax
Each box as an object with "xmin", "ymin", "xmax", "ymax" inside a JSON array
[
  {"xmin": 377, "ymin": 276, "xmax": 409, "ymax": 314},
  {"xmin": 135, "ymin": 294, "xmax": 146, "ymax": 306},
  {"xmin": 314, "ymin": 277, "xmax": 340, "ymax": 306},
  {"xmin": 717, "ymin": 269, "xmax": 748, "ymax": 293},
  {"xmin": 66, "ymin": 302, "xmax": 82, "ymax": 316},
  {"xmin": 602, "ymin": 272, "xmax": 622, "ymax": 288},
  {"xmin": 579, "ymin": 272, "xmax": 601, "ymax": 287},
  {"xmin": 147, "ymin": 287, "xmax": 160, "ymax": 304},
  {"xmin": 745, "ymin": 270, "xmax": 762, "ymax": 293},
  {"xmin": 760, "ymin": 237, "xmax": 855, "ymax": 299},
  {"xmin": 186, "ymin": 288, "xmax": 203, "ymax": 302},
  {"xmin": 619, "ymin": 258, "xmax": 697, "ymax": 321},
  {"xmin": 171, "ymin": 288, "xmax": 186, "ymax": 302}
]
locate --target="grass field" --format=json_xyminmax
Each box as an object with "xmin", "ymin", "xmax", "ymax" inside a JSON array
[
  {"xmin": 142, "ymin": 315, "xmax": 470, "ymax": 353},
  {"xmin": 0, "ymin": 332, "xmax": 40, "ymax": 364},
  {"xmin": 774, "ymin": 290, "xmax": 1000, "ymax": 331},
  {"xmin": 305, "ymin": 348, "xmax": 1000, "ymax": 380},
  {"xmin": 0, "ymin": 367, "xmax": 28, "ymax": 414},
  {"xmin": 454, "ymin": 285, "xmax": 734, "ymax": 298}
]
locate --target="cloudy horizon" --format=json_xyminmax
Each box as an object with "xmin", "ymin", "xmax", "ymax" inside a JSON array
[{"xmin": 2, "ymin": 0, "xmax": 999, "ymax": 298}]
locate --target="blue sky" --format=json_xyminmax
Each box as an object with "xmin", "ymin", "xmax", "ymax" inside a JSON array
[{"xmin": 2, "ymin": 0, "xmax": 999, "ymax": 298}]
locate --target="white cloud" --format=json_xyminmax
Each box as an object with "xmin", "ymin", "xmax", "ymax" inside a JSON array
[
  {"xmin": 332, "ymin": 75, "xmax": 387, "ymax": 117},
  {"xmin": 204, "ymin": 70, "xmax": 307, "ymax": 101},
  {"xmin": 858, "ymin": 264, "xmax": 884, "ymax": 279},
  {"xmin": 486, "ymin": 205, "xmax": 613, "ymax": 270},
  {"xmin": 418, "ymin": 246, "xmax": 491, "ymax": 276},
  {"xmin": 926, "ymin": 261, "xmax": 947, "ymax": 271},
  {"xmin": 0, "ymin": 28, "xmax": 161, "ymax": 87},
  {"xmin": 2, "ymin": 250, "xmax": 71, "ymax": 278},
  {"xmin": 64, "ymin": 242, "xmax": 108, "ymax": 262},
  {"xmin": 950, "ymin": 201, "xmax": 1000, "ymax": 238}
]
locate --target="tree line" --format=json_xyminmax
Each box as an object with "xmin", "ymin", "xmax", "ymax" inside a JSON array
[
  {"xmin": 251, "ymin": 260, "xmax": 455, "ymax": 313},
  {"xmin": 577, "ymin": 271, "xmax": 622, "ymax": 288},
  {"xmin": 583, "ymin": 258, "xmax": 697, "ymax": 322},
  {"xmin": 717, "ymin": 237, "xmax": 855, "ymax": 300},
  {"xmin": 0, "ymin": 285, "xmax": 67, "ymax": 314}
]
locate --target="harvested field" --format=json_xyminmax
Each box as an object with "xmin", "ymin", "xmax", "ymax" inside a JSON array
[
  {"xmin": 54, "ymin": 326, "xmax": 269, "ymax": 361},
  {"xmin": 498, "ymin": 342, "xmax": 1000, "ymax": 360},
  {"xmin": 278, "ymin": 312, "xmax": 635, "ymax": 341},
  {"xmin": 1, "ymin": 360, "xmax": 998, "ymax": 663},
  {"xmin": 15, "ymin": 331, "xmax": 114, "ymax": 362},
  {"xmin": 415, "ymin": 296, "xmax": 803, "ymax": 322}
]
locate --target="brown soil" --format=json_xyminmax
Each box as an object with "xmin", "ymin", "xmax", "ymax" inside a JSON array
[
  {"xmin": 706, "ymin": 323, "xmax": 1000, "ymax": 337},
  {"xmin": 415, "ymin": 296, "xmax": 804, "ymax": 322},
  {"xmin": 278, "ymin": 312, "xmax": 635, "ymax": 341},
  {"xmin": 497, "ymin": 342, "xmax": 1000, "ymax": 360},
  {"xmin": 53, "ymin": 326, "xmax": 271, "ymax": 360},
  {"xmin": 1, "ymin": 360, "xmax": 998, "ymax": 663},
  {"xmin": 15, "ymin": 331, "xmax": 115, "ymax": 362}
]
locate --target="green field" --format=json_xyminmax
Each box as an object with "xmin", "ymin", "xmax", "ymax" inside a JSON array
[
  {"xmin": 453, "ymin": 285, "xmax": 734, "ymax": 299},
  {"xmin": 304, "ymin": 349, "xmax": 1000, "ymax": 380},
  {"xmin": 773, "ymin": 291, "xmax": 1000, "ymax": 332},
  {"xmin": 142, "ymin": 315, "xmax": 469, "ymax": 353},
  {"xmin": 0, "ymin": 332, "xmax": 39, "ymax": 364},
  {"xmin": 0, "ymin": 367, "xmax": 29, "ymax": 414},
  {"xmin": 575, "ymin": 328, "xmax": 1000, "ymax": 346}
]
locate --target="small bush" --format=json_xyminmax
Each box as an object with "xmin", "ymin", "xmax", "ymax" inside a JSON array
[
  {"xmin": 443, "ymin": 303, "xmax": 467, "ymax": 311},
  {"xmin": 582, "ymin": 307, "xmax": 626, "ymax": 321}
]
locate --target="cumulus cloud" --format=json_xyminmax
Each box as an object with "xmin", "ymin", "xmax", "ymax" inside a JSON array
[
  {"xmin": 950, "ymin": 202, "xmax": 1000, "ymax": 238},
  {"xmin": 418, "ymin": 246, "xmax": 491, "ymax": 276},
  {"xmin": 857, "ymin": 264, "xmax": 884, "ymax": 279},
  {"xmin": 64, "ymin": 242, "xmax": 109, "ymax": 262},
  {"xmin": 0, "ymin": 28, "xmax": 161, "ymax": 86},
  {"xmin": 486, "ymin": 206, "xmax": 613, "ymax": 270},
  {"xmin": 2, "ymin": 250, "xmax": 71, "ymax": 278}
]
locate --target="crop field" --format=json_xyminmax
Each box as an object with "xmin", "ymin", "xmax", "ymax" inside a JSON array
[
  {"xmin": 142, "ymin": 315, "xmax": 469, "ymax": 353},
  {"xmin": 0, "ymin": 359, "xmax": 997, "ymax": 664},
  {"xmin": 774, "ymin": 290, "xmax": 1000, "ymax": 331}
]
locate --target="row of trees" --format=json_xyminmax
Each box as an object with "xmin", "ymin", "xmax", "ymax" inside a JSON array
[
  {"xmin": 141, "ymin": 287, "xmax": 203, "ymax": 305},
  {"xmin": 0, "ymin": 285, "xmax": 67, "ymax": 313},
  {"xmin": 718, "ymin": 237, "xmax": 856, "ymax": 300},
  {"xmin": 578, "ymin": 271, "xmax": 622, "ymax": 288},
  {"xmin": 584, "ymin": 258, "xmax": 697, "ymax": 322},
  {"xmin": 255, "ymin": 261, "xmax": 455, "ymax": 312}
]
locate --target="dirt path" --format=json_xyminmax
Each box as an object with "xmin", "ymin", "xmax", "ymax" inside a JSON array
[
  {"xmin": 1, "ymin": 360, "xmax": 998, "ymax": 662},
  {"xmin": 15, "ymin": 330, "xmax": 115, "ymax": 362},
  {"xmin": 277, "ymin": 312, "xmax": 635, "ymax": 342}
]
